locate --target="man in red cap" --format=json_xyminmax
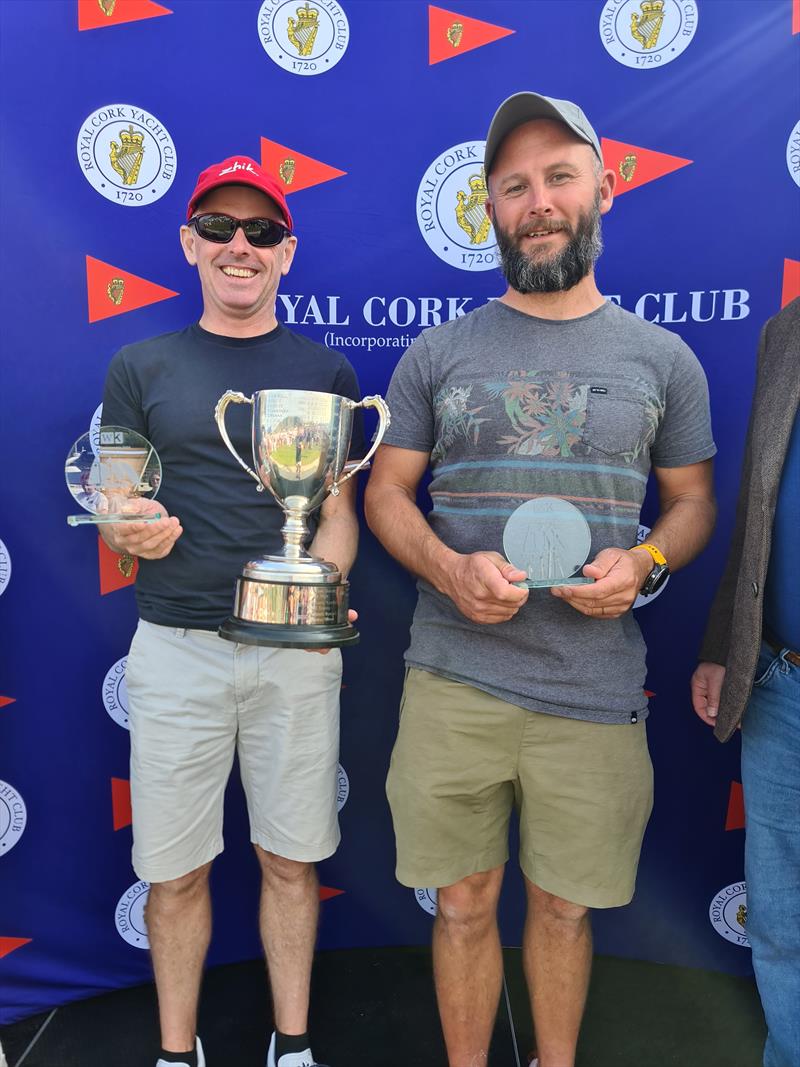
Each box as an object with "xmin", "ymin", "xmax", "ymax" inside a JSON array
[{"xmin": 99, "ymin": 156, "xmax": 363, "ymax": 1067}]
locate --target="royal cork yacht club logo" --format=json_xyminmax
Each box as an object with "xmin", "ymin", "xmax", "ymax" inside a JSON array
[
  {"xmin": 600, "ymin": 0, "xmax": 698, "ymax": 69},
  {"xmin": 0, "ymin": 538, "xmax": 10, "ymax": 596},
  {"xmin": 102, "ymin": 657, "xmax": 130, "ymax": 729},
  {"xmin": 428, "ymin": 6, "xmax": 514, "ymax": 65},
  {"xmin": 0, "ymin": 781, "xmax": 27, "ymax": 856},
  {"xmin": 417, "ymin": 141, "xmax": 498, "ymax": 272},
  {"xmin": 787, "ymin": 119, "xmax": 800, "ymax": 188},
  {"xmin": 115, "ymin": 880, "xmax": 150, "ymax": 948},
  {"xmin": 77, "ymin": 105, "xmax": 177, "ymax": 206},
  {"xmin": 709, "ymin": 882, "xmax": 750, "ymax": 948},
  {"xmin": 258, "ymin": 0, "xmax": 350, "ymax": 76}
]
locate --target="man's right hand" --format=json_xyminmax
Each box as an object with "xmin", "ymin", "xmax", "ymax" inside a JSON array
[
  {"xmin": 690, "ymin": 661, "xmax": 726, "ymax": 726},
  {"xmin": 443, "ymin": 551, "xmax": 529, "ymax": 624},
  {"xmin": 101, "ymin": 498, "xmax": 183, "ymax": 560}
]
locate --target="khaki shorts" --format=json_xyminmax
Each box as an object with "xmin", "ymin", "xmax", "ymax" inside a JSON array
[
  {"xmin": 386, "ymin": 668, "xmax": 653, "ymax": 908},
  {"xmin": 126, "ymin": 620, "xmax": 342, "ymax": 883}
]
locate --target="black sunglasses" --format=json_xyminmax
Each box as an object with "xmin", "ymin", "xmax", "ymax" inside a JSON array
[{"xmin": 189, "ymin": 213, "xmax": 292, "ymax": 248}]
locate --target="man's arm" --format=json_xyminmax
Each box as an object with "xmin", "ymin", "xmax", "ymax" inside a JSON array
[
  {"xmin": 308, "ymin": 475, "xmax": 359, "ymax": 577},
  {"xmin": 99, "ymin": 499, "xmax": 183, "ymax": 560},
  {"xmin": 554, "ymin": 459, "xmax": 716, "ymax": 618},
  {"xmin": 364, "ymin": 444, "xmax": 528, "ymax": 625}
]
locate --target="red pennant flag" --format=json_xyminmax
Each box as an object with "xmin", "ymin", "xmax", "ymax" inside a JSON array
[
  {"xmin": 782, "ymin": 258, "xmax": 800, "ymax": 308},
  {"xmin": 260, "ymin": 138, "xmax": 346, "ymax": 196},
  {"xmin": 644, "ymin": 689, "xmax": 656, "ymax": 698},
  {"xmin": 0, "ymin": 696, "xmax": 15, "ymax": 708},
  {"xmin": 86, "ymin": 255, "xmax": 179, "ymax": 324},
  {"xmin": 725, "ymin": 781, "xmax": 745, "ymax": 831},
  {"xmin": 0, "ymin": 937, "xmax": 31, "ymax": 960},
  {"xmin": 112, "ymin": 777, "xmax": 133, "ymax": 831},
  {"xmin": 319, "ymin": 885, "xmax": 345, "ymax": 901},
  {"xmin": 98, "ymin": 534, "xmax": 138, "ymax": 596},
  {"xmin": 793, "ymin": 0, "xmax": 800, "ymax": 34},
  {"xmin": 601, "ymin": 138, "xmax": 692, "ymax": 195},
  {"xmin": 428, "ymin": 5, "xmax": 514, "ymax": 64},
  {"xmin": 78, "ymin": 0, "xmax": 172, "ymax": 32}
]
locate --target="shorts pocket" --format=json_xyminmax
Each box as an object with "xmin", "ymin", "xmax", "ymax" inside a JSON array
[{"xmin": 584, "ymin": 389, "xmax": 647, "ymax": 457}]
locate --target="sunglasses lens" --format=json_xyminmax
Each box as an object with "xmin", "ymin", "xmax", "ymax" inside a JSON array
[
  {"xmin": 242, "ymin": 219, "xmax": 285, "ymax": 246},
  {"xmin": 192, "ymin": 215, "xmax": 288, "ymax": 247},
  {"xmin": 195, "ymin": 214, "xmax": 236, "ymax": 242}
]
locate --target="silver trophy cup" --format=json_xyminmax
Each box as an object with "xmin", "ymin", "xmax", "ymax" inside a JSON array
[{"xmin": 215, "ymin": 388, "xmax": 390, "ymax": 647}]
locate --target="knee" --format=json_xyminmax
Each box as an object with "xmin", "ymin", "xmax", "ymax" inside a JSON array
[
  {"xmin": 147, "ymin": 863, "xmax": 211, "ymax": 914},
  {"xmin": 437, "ymin": 870, "xmax": 501, "ymax": 934},
  {"xmin": 529, "ymin": 884, "xmax": 589, "ymax": 933},
  {"xmin": 256, "ymin": 846, "xmax": 316, "ymax": 889}
]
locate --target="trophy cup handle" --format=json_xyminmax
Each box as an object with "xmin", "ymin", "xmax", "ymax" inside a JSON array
[
  {"xmin": 332, "ymin": 394, "xmax": 392, "ymax": 493},
  {"xmin": 214, "ymin": 391, "xmax": 264, "ymax": 491}
]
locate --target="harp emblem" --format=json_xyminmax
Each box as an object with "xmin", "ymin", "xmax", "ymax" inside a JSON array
[
  {"xmin": 447, "ymin": 22, "xmax": 463, "ymax": 48},
  {"xmin": 107, "ymin": 278, "xmax": 125, "ymax": 306},
  {"xmin": 288, "ymin": 3, "xmax": 320, "ymax": 57},
  {"xmin": 619, "ymin": 153, "xmax": 637, "ymax": 183},
  {"xmin": 630, "ymin": 0, "xmax": 665, "ymax": 50},
  {"xmin": 118, "ymin": 553, "xmax": 135, "ymax": 578},
  {"xmin": 279, "ymin": 158, "xmax": 296, "ymax": 186},
  {"xmin": 98, "ymin": 0, "xmax": 117, "ymax": 13},
  {"xmin": 109, "ymin": 126, "xmax": 145, "ymax": 186},
  {"xmin": 455, "ymin": 168, "xmax": 491, "ymax": 245}
]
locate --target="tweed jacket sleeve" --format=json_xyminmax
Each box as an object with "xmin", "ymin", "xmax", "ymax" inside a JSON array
[{"xmin": 698, "ymin": 331, "xmax": 763, "ymax": 665}]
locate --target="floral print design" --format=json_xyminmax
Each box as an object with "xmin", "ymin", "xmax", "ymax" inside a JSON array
[
  {"xmin": 431, "ymin": 384, "xmax": 489, "ymax": 463},
  {"xmin": 485, "ymin": 370, "xmax": 588, "ymax": 458}
]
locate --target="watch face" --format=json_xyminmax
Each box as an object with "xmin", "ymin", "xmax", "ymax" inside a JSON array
[{"xmin": 642, "ymin": 563, "xmax": 669, "ymax": 596}]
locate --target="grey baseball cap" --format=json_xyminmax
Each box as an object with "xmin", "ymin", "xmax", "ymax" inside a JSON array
[{"xmin": 484, "ymin": 92, "xmax": 602, "ymax": 175}]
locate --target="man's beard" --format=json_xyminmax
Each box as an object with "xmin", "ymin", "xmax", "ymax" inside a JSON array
[{"xmin": 495, "ymin": 194, "xmax": 603, "ymax": 294}]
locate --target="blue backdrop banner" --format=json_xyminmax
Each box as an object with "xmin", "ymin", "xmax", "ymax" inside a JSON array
[{"xmin": 0, "ymin": 0, "xmax": 798, "ymax": 1025}]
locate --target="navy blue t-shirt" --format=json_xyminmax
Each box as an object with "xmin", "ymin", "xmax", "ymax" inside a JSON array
[{"xmin": 102, "ymin": 322, "xmax": 364, "ymax": 629}]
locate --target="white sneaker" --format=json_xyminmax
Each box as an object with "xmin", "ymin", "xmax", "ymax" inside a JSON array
[
  {"xmin": 156, "ymin": 1035, "xmax": 205, "ymax": 1067},
  {"xmin": 266, "ymin": 1031, "xmax": 328, "ymax": 1067}
]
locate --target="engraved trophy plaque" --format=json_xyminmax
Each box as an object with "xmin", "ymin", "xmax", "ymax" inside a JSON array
[
  {"xmin": 503, "ymin": 497, "xmax": 594, "ymax": 588},
  {"xmin": 215, "ymin": 388, "xmax": 390, "ymax": 648},
  {"xmin": 65, "ymin": 426, "xmax": 162, "ymax": 526}
]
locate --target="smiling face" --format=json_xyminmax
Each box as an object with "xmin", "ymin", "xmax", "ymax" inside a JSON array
[
  {"xmin": 180, "ymin": 184, "xmax": 297, "ymax": 336},
  {"xmin": 486, "ymin": 119, "xmax": 614, "ymax": 294}
]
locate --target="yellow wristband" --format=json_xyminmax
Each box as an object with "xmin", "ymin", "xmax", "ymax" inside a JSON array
[{"xmin": 630, "ymin": 542, "xmax": 667, "ymax": 567}]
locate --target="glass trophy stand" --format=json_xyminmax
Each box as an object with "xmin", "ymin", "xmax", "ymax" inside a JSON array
[
  {"xmin": 65, "ymin": 426, "xmax": 162, "ymax": 526},
  {"xmin": 503, "ymin": 497, "xmax": 594, "ymax": 588}
]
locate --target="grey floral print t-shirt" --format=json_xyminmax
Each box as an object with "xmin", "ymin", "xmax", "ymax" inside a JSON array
[{"xmin": 382, "ymin": 299, "xmax": 716, "ymax": 723}]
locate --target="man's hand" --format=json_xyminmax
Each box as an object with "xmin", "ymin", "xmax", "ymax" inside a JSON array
[
  {"xmin": 690, "ymin": 662, "xmax": 726, "ymax": 726},
  {"xmin": 305, "ymin": 609, "xmax": 358, "ymax": 655},
  {"xmin": 101, "ymin": 498, "xmax": 183, "ymax": 560},
  {"xmin": 444, "ymin": 551, "xmax": 529, "ymax": 624},
  {"xmin": 551, "ymin": 546, "xmax": 651, "ymax": 618}
]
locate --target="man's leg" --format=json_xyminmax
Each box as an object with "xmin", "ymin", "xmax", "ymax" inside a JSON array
[
  {"xmin": 741, "ymin": 646, "xmax": 800, "ymax": 1067},
  {"xmin": 523, "ymin": 880, "xmax": 591, "ymax": 1067},
  {"xmin": 256, "ymin": 846, "xmax": 320, "ymax": 1035},
  {"xmin": 434, "ymin": 866, "xmax": 505, "ymax": 1067},
  {"xmin": 146, "ymin": 862, "xmax": 213, "ymax": 1054}
]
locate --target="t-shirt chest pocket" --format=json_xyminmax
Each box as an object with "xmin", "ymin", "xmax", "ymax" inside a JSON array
[{"xmin": 583, "ymin": 386, "xmax": 647, "ymax": 457}]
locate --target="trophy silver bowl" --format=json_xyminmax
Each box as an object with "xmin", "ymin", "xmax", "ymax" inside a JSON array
[{"xmin": 215, "ymin": 388, "xmax": 390, "ymax": 648}]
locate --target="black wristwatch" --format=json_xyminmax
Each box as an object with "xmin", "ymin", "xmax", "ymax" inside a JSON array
[{"xmin": 631, "ymin": 543, "xmax": 670, "ymax": 596}]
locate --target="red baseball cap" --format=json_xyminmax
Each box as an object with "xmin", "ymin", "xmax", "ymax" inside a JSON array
[{"xmin": 186, "ymin": 156, "xmax": 293, "ymax": 231}]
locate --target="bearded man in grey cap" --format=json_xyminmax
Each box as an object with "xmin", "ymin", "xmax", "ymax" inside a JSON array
[{"xmin": 366, "ymin": 92, "xmax": 717, "ymax": 1066}]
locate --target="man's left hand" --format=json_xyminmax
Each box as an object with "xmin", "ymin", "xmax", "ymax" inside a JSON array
[
  {"xmin": 550, "ymin": 547, "xmax": 651, "ymax": 619},
  {"xmin": 304, "ymin": 609, "xmax": 358, "ymax": 654}
]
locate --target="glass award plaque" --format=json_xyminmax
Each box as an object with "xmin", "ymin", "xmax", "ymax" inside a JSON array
[
  {"xmin": 65, "ymin": 426, "xmax": 162, "ymax": 526},
  {"xmin": 503, "ymin": 497, "xmax": 594, "ymax": 588}
]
